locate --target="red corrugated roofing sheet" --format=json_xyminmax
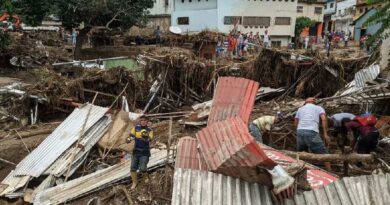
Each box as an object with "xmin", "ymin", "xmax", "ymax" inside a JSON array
[
  {"xmin": 208, "ymin": 77, "xmax": 259, "ymax": 125},
  {"xmin": 175, "ymin": 137, "xmax": 208, "ymax": 171},
  {"xmin": 260, "ymin": 144, "xmax": 338, "ymax": 190},
  {"xmin": 197, "ymin": 117, "xmax": 277, "ymax": 182}
]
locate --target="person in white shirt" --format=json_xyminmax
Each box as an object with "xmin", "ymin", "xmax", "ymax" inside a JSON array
[
  {"xmin": 295, "ymin": 97, "xmax": 331, "ymax": 171},
  {"xmin": 263, "ymin": 30, "xmax": 270, "ymax": 48}
]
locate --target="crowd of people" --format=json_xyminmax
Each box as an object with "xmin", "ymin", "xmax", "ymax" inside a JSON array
[
  {"xmin": 249, "ymin": 97, "xmax": 380, "ymax": 171},
  {"xmin": 216, "ymin": 30, "xmax": 270, "ymax": 59}
]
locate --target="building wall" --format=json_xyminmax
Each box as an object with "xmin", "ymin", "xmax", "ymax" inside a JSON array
[
  {"xmin": 171, "ymin": 9, "xmax": 218, "ymax": 32},
  {"xmin": 297, "ymin": 2, "xmax": 325, "ymax": 22},
  {"xmin": 174, "ymin": 0, "xmax": 217, "ymax": 10},
  {"xmin": 149, "ymin": 0, "xmax": 174, "ymax": 15},
  {"xmin": 332, "ymin": 0, "xmax": 356, "ymax": 33},
  {"xmin": 353, "ymin": 9, "xmax": 381, "ymax": 41},
  {"xmin": 217, "ymin": 0, "xmax": 297, "ymax": 37},
  {"xmin": 324, "ymin": 0, "xmax": 336, "ymax": 15},
  {"xmin": 147, "ymin": 16, "xmax": 171, "ymax": 32}
]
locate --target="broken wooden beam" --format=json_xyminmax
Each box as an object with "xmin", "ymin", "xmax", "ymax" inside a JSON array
[{"xmin": 281, "ymin": 150, "xmax": 375, "ymax": 163}]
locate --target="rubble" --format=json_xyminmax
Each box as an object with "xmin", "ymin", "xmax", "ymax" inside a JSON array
[{"xmin": 1, "ymin": 28, "xmax": 390, "ymax": 205}]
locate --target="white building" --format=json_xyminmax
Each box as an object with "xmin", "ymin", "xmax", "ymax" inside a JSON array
[
  {"xmin": 171, "ymin": 0, "xmax": 298, "ymax": 47},
  {"xmin": 332, "ymin": 0, "xmax": 356, "ymax": 33},
  {"xmin": 147, "ymin": 0, "xmax": 174, "ymax": 32},
  {"xmin": 323, "ymin": 0, "xmax": 336, "ymax": 32},
  {"xmin": 296, "ymin": 0, "xmax": 325, "ymax": 39}
]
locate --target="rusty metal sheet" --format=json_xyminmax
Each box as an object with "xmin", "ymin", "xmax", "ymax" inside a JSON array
[
  {"xmin": 260, "ymin": 144, "xmax": 338, "ymax": 190},
  {"xmin": 208, "ymin": 77, "xmax": 259, "ymax": 125},
  {"xmin": 197, "ymin": 117, "xmax": 276, "ymax": 183},
  {"xmin": 175, "ymin": 137, "xmax": 208, "ymax": 171}
]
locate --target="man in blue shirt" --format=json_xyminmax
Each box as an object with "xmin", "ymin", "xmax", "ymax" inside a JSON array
[{"xmin": 127, "ymin": 115, "xmax": 154, "ymax": 189}]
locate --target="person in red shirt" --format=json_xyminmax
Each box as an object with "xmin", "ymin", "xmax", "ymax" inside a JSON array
[
  {"xmin": 227, "ymin": 34, "xmax": 235, "ymax": 59},
  {"xmin": 345, "ymin": 115, "xmax": 379, "ymax": 154}
]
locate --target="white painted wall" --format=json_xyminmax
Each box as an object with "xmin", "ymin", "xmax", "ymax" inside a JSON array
[
  {"xmin": 332, "ymin": 0, "xmax": 356, "ymax": 33},
  {"xmin": 324, "ymin": 0, "xmax": 336, "ymax": 15},
  {"xmin": 174, "ymin": 0, "xmax": 217, "ymax": 11},
  {"xmin": 297, "ymin": 3, "xmax": 324, "ymax": 22},
  {"xmin": 149, "ymin": 0, "xmax": 174, "ymax": 15},
  {"xmin": 217, "ymin": 0, "xmax": 297, "ymax": 37},
  {"xmin": 171, "ymin": 9, "xmax": 218, "ymax": 32}
]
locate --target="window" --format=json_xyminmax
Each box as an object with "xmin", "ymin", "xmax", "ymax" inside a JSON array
[
  {"xmin": 275, "ymin": 17, "xmax": 291, "ymax": 25},
  {"xmin": 271, "ymin": 41, "xmax": 281, "ymax": 48},
  {"xmin": 177, "ymin": 17, "xmax": 189, "ymax": 25},
  {"xmin": 297, "ymin": 6, "xmax": 303, "ymax": 13},
  {"xmin": 360, "ymin": 8, "xmax": 363, "ymax": 13},
  {"xmin": 324, "ymin": 4, "xmax": 327, "ymax": 9},
  {"xmin": 224, "ymin": 16, "xmax": 242, "ymax": 25},
  {"xmin": 338, "ymin": 10, "xmax": 341, "ymax": 15},
  {"xmin": 243, "ymin": 16, "xmax": 271, "ymax": 27},
  {"xmin": 314, "ymin": 7, "xmax": 322, "ymax": 14},
  {"xmin": 330, "ymin": 3, "xmax": 334, "ymax": 8},
  {"xmin": 181, "ymin": 0, "xmax": 184, "ymax": 2}
]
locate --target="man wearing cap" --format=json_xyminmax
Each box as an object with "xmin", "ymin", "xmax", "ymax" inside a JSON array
[
  {"xmin": 126, "ymin": 115, "xmax": 154, "ymax": 189},
  {"xmin": 295, "ymin": 97, "xmax": 331, "ymax": 171},
  {"xmin": 249, "ymin": 112, "xmax": 283, "ymax": 143}
]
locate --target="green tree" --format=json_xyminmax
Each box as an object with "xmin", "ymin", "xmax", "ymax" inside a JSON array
[
  {"xmin": 363, "ymin": 0, "xmax": 390, "ymax": 45},
  {"xmin": 11, "ymin": 0, "xmax": 154, "ymax": 58},
  {"xmin": 0, "ymin": 31, "xmax": 11, "ymax": 50},
  {"xmin": 12, "ymin": 0, "xmax": 51, "ymax": 26},
  {"xmin": 295, "ymin": 16, "xmax": 315, "ymax": 37},
  {"xmin": 52, "ymin": 0, "xmax": 154, "ymax": 58},
  {"xmin": 294, "ymin": 16, "xmax": 315, "ymax": 48}
]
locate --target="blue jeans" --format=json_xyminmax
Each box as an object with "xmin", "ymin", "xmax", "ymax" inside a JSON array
[
  {"xmin": 297, "ymin": 129, "xmax": 328, "ymax": 154},
  {"xmin": 249, "ymin": 122, "xmax": 263, "ymax": 143},
  {"xmin": 130, "ymin": 154, "xmax": 149, "ymax": 172}
]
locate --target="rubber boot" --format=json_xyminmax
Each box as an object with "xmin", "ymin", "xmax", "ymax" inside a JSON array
[
  {"xmin": 143, "ymin": 173, "xmax": 150, "ymax": 183},
  {"xmin": 130, "ymin": 171, "xmax": 138, "ymax": 189}
]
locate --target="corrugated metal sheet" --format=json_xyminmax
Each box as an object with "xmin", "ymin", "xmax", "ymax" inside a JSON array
[
  {"xmin": 172, "ymin": 168, "xmax": 274, "ymax": 205},
  {"xmin": 45, "ymin": 116, "xmax": 112, "ymax": 177},
  {"xmin": 260, "ymin": 144, "xmax": 338, "ymax": 190},
  {"xmin": 355, "ymin": 64, "xmax": 380, "ymax": 88},
  {"xmin": 208, "ymin": 77, "xmax": 259, "ymax": 125},
  {"xmin": 289, "ymin": 174, "xmax": 390, "ymax": 205},
  {"xmin": 173, "ymin": 169, "xmax": 390, "ymax": 205},
  {"xmin": 34, "ymin": 149, "xmax": 173, "ymax": 205},
  {"xmin": 0, "ymin": 173, "xmax": 30, "ymax": 197},
  {"xmin": 12, "ymin": 104, "xmax": 108, "ymax": 177},
  {"xmin": 175, "ymin": 137, "xmax": 208, "ymax": 171},
  {"xmin": 197, "ymin": 117, "xmax": 276, "ymax": 183}
]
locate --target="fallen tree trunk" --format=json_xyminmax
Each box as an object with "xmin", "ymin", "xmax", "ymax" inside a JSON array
[
  {"xmin": 1, "ymin": 128, "xmax": 54, "ymax": 139},
  {"xmin": 281, "ymin": 150, "xmax": 375, "ymax": 163}
]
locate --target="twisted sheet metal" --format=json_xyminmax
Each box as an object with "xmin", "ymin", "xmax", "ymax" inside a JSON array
[
  {"xmin": 13, "ymin": 104, "xmax": 108, "ymax": 177},
  {"xmin": 34, "ymin": 149, "xmax": 173, "ymax": 205},
  {"xmin": 175, "ymin": 136, "xmax": 208, "ymax": 171},
  {"xmin": 208, "ymin": 77, "xmax": 259, "ymax": 125},
  {"xmin": 197, "ymin": 117, "xmax": 276, "ymax": 183},
  {"xmin": 45, "ymin": 116, "xmax": 112, "ymax": 177}
]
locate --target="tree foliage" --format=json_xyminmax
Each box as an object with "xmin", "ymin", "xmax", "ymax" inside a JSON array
[
  {"xmin": 52, "ymin": 0, "xmax": 154, "ymax": 30},
  {"xmin": 12, "ymin": 0, "xmax": 51, "ymax": 26},
  {"xmin": 363, "ymin": 0, "xmax": 390, "ymax": 44},
  {"xmin": 0, "ymin": 31, "xmax": 11, "ymax": 50},
  {"xmin": 295, "ymin": 16, "xmax": 315, "ymax": 37}
]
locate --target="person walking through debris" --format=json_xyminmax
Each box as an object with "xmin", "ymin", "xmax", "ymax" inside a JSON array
[
  {"xmin": 263, "ymin": 30, "xmax": 270, "ymax": 48},
  {"xmin": 295, "ymin": 97, "xmax": 331, "ymax": 171},
  {"xmin": 249, "ymin": 112, "xmax": 283, "ymax": 143},
  {"xmin": 227, "ymin": 34, "xmax": 235, "ymax": 59},
  {"xmin": 154, "ymin": 26, "xmax": 161, "ymax": 46},
  {"xmin": 328, "ymin": 113, "xmax": 356, "ymax": 151},
  {"xmin": 126, "ymin": 115, "xmax": 154, "ymax": 189},
  {"xmin": 345, "ymin": 114, "xmax": 379, "ymax": 156}
]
